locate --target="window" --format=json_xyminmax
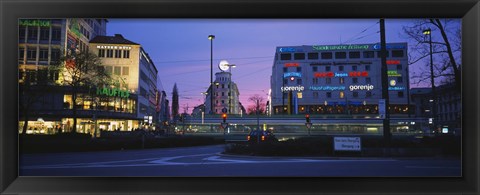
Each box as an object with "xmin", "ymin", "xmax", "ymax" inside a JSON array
[
  {"xmin": 280, "ymin": 53, "xmax": 291, "ymax": 60},
  {"xmin": 321, "ymin": 52, "xmax": 332, "ymax": 59},
  {"xmin": 352, "ymin": 78, "xmax": 358, "ymax": 83},
  {"xmin": 115, "ymin": 50, "xmax": 121, "ymax": 58},
  {"xmin": 297, "ymin": 79, "xmax": 302, "ymax": 85},
  {"xmin": 313, "ymin": 92, "xmax": 319, "ymax": 98},
  {"xmin": 222, "ymin": 100, "xmax": 225, "ymax": 104},
  {"xmin": 122, "ymin": 67, "xmax": 129, "ymax": 76},
  {"xmin": 222, "ymin": 92, "xmax": 225, "ymax": 96},
  {"xmin": 339, "ymin": 66, "xmax": 344, "ymax": 71},
  {"xmin": 114, "ymin": 66, "xmax": 121, "ymax": 75},
  {"xmin": 397, "ymin": 77, "xmax": 403, "ymax": 83},
  {"xmin": 294, "ymin": 53, "xmax": 305, "ymax": 60},
  {"xmin": 27, "ymin": 48, "xmax": 36, "ymax": 60},
  {"xmin": 363, "ymin": 51, "xmax": 374, "ymax": 58},
  {"xmin": 349, "ymin": 51, "xmax": 360, "ymax": 58},
  {"xmin": 339, "ymin": 77, "xmax": 344, "ymax": 84},
  {"xmin": 105, "ymin": 66, "xmax": 113, "ymax": 74},
  {"xmin": 398, "ymin": 91, "xmax": 404, "ymax": 97},
  {"xmin": 283, "ymin": 67, "xmax": 287, "ymax": 72},
  {"xmin": 365, "ymin": 65, "xmax": 370, "ymax": 71},
  {"xmin": 392, "ymin": 50, "xmax": 404, "ymax": 57},
  {"xmin": 326, "ymin": 78, "xmax": 331, "ymax": 84},
  {"xmin": 19, "ymin": 26, "xmax": 26, "ymax": 40},
  {"xmin": 366, "ymin": 77, "xmax": 371, "ymax": 84},
  {"xmin": 296, "ymin": 67, "xmax": 302, "ymax": 72},
  {"xmin": 326, "ymin": 66, "xmax": 331, "ymax": 71},
  {"xmin": 335, "ymin": 52, "xmax": 347, "ymax": 59},
  {"xmin": 312, "ymin": 66, "xmax": 318, "ymax": 72},
  {"xmin": 51, "ymin": 49, "xmax": 60, "ymax": 62},
  {"xmin": 98, "ymin": 49, "xmax": 105, "ymax": 57},
  {"xmin": 397, "ymin": 64, "xmax": 402, "ymax": 70},
  {"xmin": 123, "ymin": 50, "xmax": 130, "ymax": 58},
  {"xmin": 222, "ymin": 84, "xmax": 225, "ymax": 88},
  {"xmin": 340, "ymin": 91, "xmax": 345, "ymax": 99},
  {"xmin": 19, "ymin": 48, "xmax": 25, "ymax": 60},
  {"xmin": 39, "ymin": 49, "xmax": 49, "ymax": 60},
  {"xmin": 352, "ymin": 66, "xmax": 357, "ymax": 71},
  {"xmin": 313, "ymin": 78, "xmax": 319, "ymax": 84},
  {"xmin": 106, "ymin": 49, "xmax": 113, "ymax": 58},
  {"xmin": 353, "ymin": 92, "xmax": 359, "ymax": 98},
  {"xmin": 51, "ymin": 27, "xmax": 61, "ymax": 41},
  {"xmin": 327, "ymin": 92, "xmax": 332, "ymax": 98},
  {"xmin": 377, "ymin": 51, "xmax": 389, "ymax": 58},
  {"xmin": 308, "ymin": 52, "xmax": 319, "ymax": 59},
  {"xmin": 40, "ymin": 27, "xmax": 49, "ymax": 40},
  {"xmin": 366, "ymin": 91, "xmax": 372, "ymax": 98},
  {"xmin": 28, "ymin": 27, "xmax": 38, "ymax": 40}
]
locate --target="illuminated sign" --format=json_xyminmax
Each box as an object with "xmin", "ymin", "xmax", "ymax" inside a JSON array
[
  {"xmin": 309, "ymin": 86, "xmax": 346, "ymax": 91},
  {"xmin": 349, "ymin": 71, "xmax": 369, "ymax": 77},
  {"xmin": 314, "ymin": 72, "xmax": 334, "ymax": 78},
  {"xmin": 334, "ymin": 72, "xmax": 348, "ymax": 77},
  {"xmin": 283, "ymin": 72, "xmax": 302, "ymax": 78},
  {"xmin": 386, "ymin": 60, "xmax": 401, "ymax": 65},
  {"xmin": 20, "ymin": 19, "xmax": 51, "ymax": 27},
  {"xmin": 96, "ymin": 45, "xmax": 132, "ymax": 50},
  {"xmin": 388, "ymin": 86, "xmax": 405, "ymax": 91},
  {"xmin": 349, "ymin": 84, "xmax": 374, "ymax": 91},
  {"xmin": 387, "ymin": 70, "xmax": 402, "ymax": 77},
  {"xmin": 285, "ymin": 63, "xmax": 299, "ymax": 67},
  {"xmin": 97, "ymin": 87, "xmax": 130, "ymax": 98},
  {"xmin": 278, "ymin": 47, "xmax": 296, "ymax": 52},
  {"xmin": 373, "ymin": 44, "xmax": 406, "ymax": 50},
  {"xmin": 281, "ymin": 85, "xmax": 304, "ymax": 92},
  {"xmin": 312, "ymin": 44, "xmax": 370, "ymax": 51},
  {"xmin": 390, "ymin": 79, "xmax": 397, "ymax": 86}
]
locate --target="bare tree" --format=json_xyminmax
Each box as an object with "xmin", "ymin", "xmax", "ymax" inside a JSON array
[
  {"xmin": 247, "ymin": 94, "xmax": 266, "ymax": 115},
  {"xmin": 53, "ymin": 51, "xmax": 110, "ymax": 133},
  {"xmin": 402, "ymin": 19, "xmax": 461, "ymax": 90}
]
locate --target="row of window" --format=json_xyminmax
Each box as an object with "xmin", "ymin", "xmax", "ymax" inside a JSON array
[
  {"xmin": 214, "ymin": 92, "xmax": 232, "ymax": 97},
  {"xmin": 284, "ymin": 64, "xmax": 403, "ymax": 72},
  {"xmin": 279, "ymin": 50, "xmax": 404, "ymax": 61},
  {"xmin": 19, "ymin": 26, "xmax": 62, "ymax": 41},
  {"xmin": 104, "ymin": 66, "xmax": 129, "ymax": 76},
  {"xmin": 215, "ymin": 99, "xmax": 232, "ymax": 104},
  {"xmin": 98, "ymin": 49, "xmax": 130, "ymax": 58},
  {"xmin": 19, "ymin": 48, "xmax": 61, "ymax": 62}
]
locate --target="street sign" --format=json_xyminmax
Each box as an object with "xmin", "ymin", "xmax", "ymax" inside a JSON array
[
  {"xmin": 379, "ymin": 99, "xmax": 386, "ymax": 119},
  {"xmin": 334, "ymin": 137, "xmax": 361, "ymax": 151},
  {"xmin": 220, "ymin": 122, "xmax": 229, "ymax": 129},
  {"xmin": 305, "ymin": 122, "xmax": 312, "ymax": 129},
  {"xmin": 222, "ymin": 107, "xmax": 227, "ymax": 114}
]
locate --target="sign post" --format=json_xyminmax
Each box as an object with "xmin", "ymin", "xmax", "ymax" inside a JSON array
[
  {"xmin": 334, "ymin": 137, "xmax": 362, "ymax": 152},
  {"xmin": 379, "ymin": 99, "xmax": 386, "ymax": 119}
]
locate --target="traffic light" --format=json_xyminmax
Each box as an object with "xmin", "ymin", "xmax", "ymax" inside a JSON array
[
  {"xmin": 222, "ymin": 113, "xmax": 227, "ymax": 123},
  {"xmin": 305, "ymin": 114, "xmax": 310, "ymax": 123}
]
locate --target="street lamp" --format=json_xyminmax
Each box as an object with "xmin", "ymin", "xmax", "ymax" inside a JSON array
[
  {"xmin": 208, "ymin": 35, "xmax": 215, "ymax": 115},
  {"xmin": 423, "ymin": 28, "xmax": 436, "ymax": 132},
  {"xmin": 227, "ymin": 64, "xmax": 236, "ymax": 114}
]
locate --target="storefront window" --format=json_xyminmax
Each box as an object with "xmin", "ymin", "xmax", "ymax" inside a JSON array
[{"xmin": 64, "ymin": 95, "xmax": 72, "ymax": 109}]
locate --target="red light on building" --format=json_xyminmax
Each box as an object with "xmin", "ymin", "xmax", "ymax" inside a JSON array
[
  {"xmin": 285, "ymin": 63, "xmax": 299, "ymax": 67},
  {"xmin": 386, "ymin": 60, "xmax": 401, "ymax": 65},
  {"xmin": 349, "ymin": 71, "xmax": 369, "ymax": 77},
  {"xmin": 314, "ymin": 72, "xmax": 334, "ymax": 78}
]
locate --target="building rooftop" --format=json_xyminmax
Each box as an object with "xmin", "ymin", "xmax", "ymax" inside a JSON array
[{"xmin": 90, "ymin": 34, "xmax": 139, "ymax": 45}]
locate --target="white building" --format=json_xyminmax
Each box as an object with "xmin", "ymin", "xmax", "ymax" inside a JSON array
[{"xmin": 204, "ymin": 71, "xmax": 241, "ymax": 115}]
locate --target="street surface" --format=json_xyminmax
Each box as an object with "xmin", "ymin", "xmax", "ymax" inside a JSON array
[{"xmin": 20, "ymin": 145, "xmax": 461, "ymax": 177}]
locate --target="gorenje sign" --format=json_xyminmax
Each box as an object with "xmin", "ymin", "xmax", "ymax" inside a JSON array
[
  {"xmin": 349, "ymin": 84, "xmax": 374, "ymax": 91},
  {"xmin": 281, "ymin": 85, "xmax": 304, "ymax": 92},
  {"xmin": 97, "ymin": 87, "xmax": 130, "ymax": 98}
]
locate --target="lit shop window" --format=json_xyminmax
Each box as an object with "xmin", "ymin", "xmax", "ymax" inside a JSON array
[
  {"xmin": 340, "ymin": 91, "xmax": 345, "ymax": 99},
  {"xmin": 64, "ymin": 95, "xmax": 73, "ymax": 109}
]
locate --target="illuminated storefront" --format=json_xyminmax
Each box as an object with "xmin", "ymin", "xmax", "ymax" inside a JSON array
[{"xmin": 271, "ymin": 43, "xmax": 410, "ymax": 115}]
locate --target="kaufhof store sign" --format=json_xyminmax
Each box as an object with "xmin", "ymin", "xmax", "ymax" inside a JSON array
[{"xmin": 97, "ymin": 87, "xmax": 131, "ymax": 98}]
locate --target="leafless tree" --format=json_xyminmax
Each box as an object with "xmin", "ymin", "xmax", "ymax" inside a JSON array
[{"xmin": 247, "ymin": 94, "xmax": 266, "ymax": 115}]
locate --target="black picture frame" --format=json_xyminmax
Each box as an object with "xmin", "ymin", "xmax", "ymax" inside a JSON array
[{"xmin": 1, "ymin": 0, "xmax": 479, "ymax": 194}]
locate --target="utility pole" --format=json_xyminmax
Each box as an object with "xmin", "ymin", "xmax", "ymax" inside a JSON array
[{"xmin": 380, "ymin": 19, "xmax": 391, "ymax": 148}]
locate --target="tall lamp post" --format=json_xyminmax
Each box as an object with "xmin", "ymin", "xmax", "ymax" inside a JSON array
[
  {"xmin": 423, "ymin": 29, "xmax": 436, "ymax": 132},
  {"xmin": 208, "ymin": 35, "xmax": 215, "ymax": 115},
  {"xmin": 227, "ymin": 64, "xmax": 236, "ymax": 114}
]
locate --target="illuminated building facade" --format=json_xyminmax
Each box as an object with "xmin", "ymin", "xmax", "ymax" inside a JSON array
[
  {"xmin": 204, "ymin": 72, "xmax": 241, "ymax": 115},
  {"xmin": 270, "ymin": 43, "xmax": 410, "ymax": 115}
]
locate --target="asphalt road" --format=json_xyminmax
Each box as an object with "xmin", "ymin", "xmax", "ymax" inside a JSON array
[{"xmin": 20, "ymin": 145, "xmax": 461, "ymax": 177}]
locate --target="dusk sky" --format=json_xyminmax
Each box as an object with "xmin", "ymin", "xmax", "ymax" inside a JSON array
[{"xmin": 107, "ymin": 19, "xmax": 461, "ymax": 113}]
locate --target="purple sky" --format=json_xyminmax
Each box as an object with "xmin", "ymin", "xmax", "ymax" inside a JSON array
[{"xmin": 106, "ymin": 19, "xmax": 461, "ymax": 113}]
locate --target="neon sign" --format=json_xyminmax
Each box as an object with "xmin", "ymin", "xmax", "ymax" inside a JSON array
[
  {"xmin": 19, "ymin": 19, "xmax": 51, "ymax": 27},
  {"xmin": 309, "ymin": 86, "xmax": 346, "ymax": 91},
  {"xmin": 281, "ymin": 85, "xmax": 305, "ymax": 92},
  {"xmin": 373, "ymin": 44, "xmax": 406, "ymax": 50},
  {"xmin": 312, "ymin": 44, "xmax": 370, "ymax": 51},
  {"xmin": 349, "ymin": 84, "xmax": 374, "ymax": 91},
  {"xmin": 278, "ymin": 47, "xmax": 296, "ymax": 52},
  {"xmin": 388, "ymin": 86, "xmax": 405, "ymax": 91},
  {"xmin": 349, "ymin": 71, "xmax": 369, "ymax": 77},
  {"xmin": 314, "ymin": 72, "xmax": 334, "ymax": 78},
  {"xmin": 285, "ymin": 63, "xmax": 299, "ymax": 67},
  {"xmin": 387, "ymin": 70, "xmax": 402, "ymax": 77},
  {"xmin": 96, "ymin": 45, "xmax": 132, "ymax": 50},
  {"xmin": 283, "ymin": 72, "xmax": 302, "ymax": 78},
  {"xmin": 386, "ymin": 60, "xmax": 401, "ymax": 65},
  {"xmin": 97, "ymin": 87, "xmax": 130, "ymax": 98},
  {"xmin": 334, "ymin": 72, "xmax": 348, "ymax": 77}
]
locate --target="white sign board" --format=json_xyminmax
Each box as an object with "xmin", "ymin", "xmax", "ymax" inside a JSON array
[
  {"xmin": 334, "ymin": 137, "xmax": 361, "ymax": 151},
  {"xmin": 379, "ymin": 99, "xmax": 386, "ymax": 119}
]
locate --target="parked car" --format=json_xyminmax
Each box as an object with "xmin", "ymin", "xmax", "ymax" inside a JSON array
[{"xmin": 247, "ymin": 129, "xmax": 277, "ymax": 143}]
